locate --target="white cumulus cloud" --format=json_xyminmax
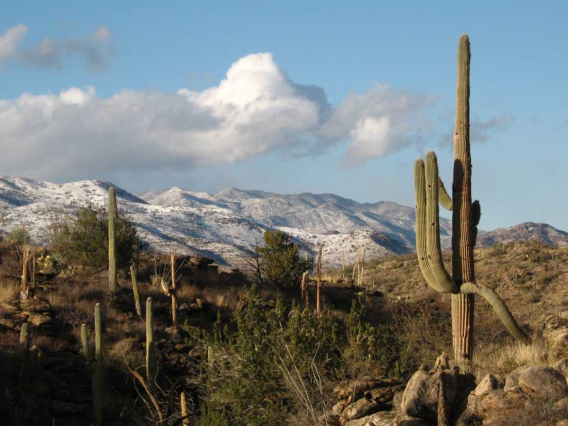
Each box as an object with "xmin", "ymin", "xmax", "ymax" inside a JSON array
[{"xmin": 0, "ymin": 52, "xmax": 437, "ymax": 180}]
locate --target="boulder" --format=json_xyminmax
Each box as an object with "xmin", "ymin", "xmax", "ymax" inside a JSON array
[
  {"xmin": 504, "ymin": 366, "xmax": 530, "ymax": 390},
  {"xmin": 342, "ymin": 397, "xmax": 381, "ymax": 422},
  {"xmin": 543, "ymin": 314, "xmax": 568, "ymax": 348},
  {"xmin": 401, "ymin": 368, "xmax": 456, "ymax": 422},
  {"xmin": 345, "ymin": 410, "xmax": 398, "ymax": 426},
  {"xmin": 518, "ymin": 366, "xmax": 568, "ymax": 402},
  {"xmin": 471, "ymin": 373, "xmax": 499, "ymax": 396},
  {"xmin": 458, "ymin": 387, "xmax": 539, "ymax": 425},
  {"xmin": 27, "ymin": 312, "xmax": 52, "ymax": 327}
]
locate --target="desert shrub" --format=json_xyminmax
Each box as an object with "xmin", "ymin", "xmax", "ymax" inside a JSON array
[
  {"xmin": 195, "ymin": 286, "xmax": 401, "ymax": 425},
  {"xmin": 5, "ymin": 227, "xmax": 31, "ymax": 245},
  {"xmin": 49, "ymin": 205, "xmax": 143, "ymax": 268},
  {"xmin": 256, "ymin": 230, "xmax": 306, "ymax": 289}
]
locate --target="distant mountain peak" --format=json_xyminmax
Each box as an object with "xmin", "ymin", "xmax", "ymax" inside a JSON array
[{"xmin": 0, "ymin": 176, "xmax": 565, "ymax": 267}]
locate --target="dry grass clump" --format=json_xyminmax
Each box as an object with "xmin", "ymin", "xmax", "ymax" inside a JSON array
[
  {"xmin": 473, "ymin": 337, "xmax": 554, "ymax": 378},
  {"xmin": 0, "ymin": 280, "xmax": 19, "ymax": 304}
]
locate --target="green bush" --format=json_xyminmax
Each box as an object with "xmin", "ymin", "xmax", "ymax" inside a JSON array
[
  {"xmin": 194, "ymin": 286, "xmax": 401, "ymax": 425},
  {"xmin": 256, "ymin": 230, "xmax": 306, "ymax": 289},
  {"xmin": 49, "ymin": 205, "xmax": 143, "ymax": 268},
  {"xmin": 6, "ymin": 227, "xmax": 32, "ymax": 245}
]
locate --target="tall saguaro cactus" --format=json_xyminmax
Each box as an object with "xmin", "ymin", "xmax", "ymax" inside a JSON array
[
  {"xmin": 108, "ymin": 187, "xmax": 117, "ymax": 293},
  {"xmin": 414, "ymin": 35, "xmax": 528, "ymax": 364}
]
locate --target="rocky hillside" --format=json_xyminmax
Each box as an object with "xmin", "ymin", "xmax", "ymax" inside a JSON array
[
  {"xmin": 477, "ymin": 222, "xmax": 568, "ymax": 248},
  {"xmin": 0, "ymin": 177, "xmax": 412, "ymax": 267}
]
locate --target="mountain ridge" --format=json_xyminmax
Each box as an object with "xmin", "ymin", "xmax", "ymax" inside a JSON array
[{"xmin": 0, "ymin": 176, "xmax": 565, "ymax": 268}]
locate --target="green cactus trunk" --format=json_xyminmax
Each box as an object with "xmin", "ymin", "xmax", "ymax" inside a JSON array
[
  {"xmin": 130, "ymin": 264, "xmax": 142, "ymax": 318},
  {"xmin": 146, "ymin": 297, "xmax": 157, "ymax": 389},
  {"xmin": 93, "ymin": 303, "xmax": 103, "ymax": 426},
  {"xmin": 81, "ymin": 323, "xmax": 90, "ymax": 360},
  {"xmin": 108, "ymin": 187, "xmax": 117, "ymax": 293},
  {"xmin": 451, "ymin": 34, "xmax": 476, "ymax": 363},
  {"xmin": 413, "ymin": 35, "xmax": 528, "ymax": 365}
]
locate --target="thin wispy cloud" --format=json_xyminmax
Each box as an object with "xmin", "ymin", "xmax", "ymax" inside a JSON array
[
  {"xmin": 440, "ymin": 112, "xmax": 516, "ymax": 148},
  {"xmin": 0, "ymin": 24, "xmax": 113, "ymax": 70}
]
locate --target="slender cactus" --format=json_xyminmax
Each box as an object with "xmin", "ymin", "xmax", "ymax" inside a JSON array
[
  {"xmin": 146, "ymin": 297, "xmax": 157, "ymax": 389},
  {"xmin": 301, "ymin": 271, "xmax": 309, "ymax": 308},
  {"xmin": 170, "ymin": 250, "xmax": 177, "ymax": 330},
  {"xmin": 413, "ymin": 35, "xmax": 528, "ymax": 364},
  {"xmin": 81, "ymin": 323, "xmax": 90, "ymax": 360},
  {"xmin": 108, "ymin": 187, "xmax": 117, "ymax": 293},
  {"xmin": 316, "ymin": 246, "xmax": 323, "ymax": 314},
  {"xmin": 93, "ymin": 303, "xmax": 103, "ymax": 426},
  {"xmin": 130, "ymin": 264, "xmax": 142, "ymax": 318}
]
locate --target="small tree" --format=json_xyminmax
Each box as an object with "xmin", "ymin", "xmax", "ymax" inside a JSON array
[
  {"xmin": 256, "ymin": 230, "xmax": 304, "ymax": 289},
  {"xmin": 50, "ymin": 205, "xmax": 142, "ymax": 269}
]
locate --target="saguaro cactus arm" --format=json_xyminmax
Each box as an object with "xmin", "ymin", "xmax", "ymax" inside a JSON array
[
  {"xmin": 414, "ymin": 155, "xmax": 458, "ymax": 294},
  {"xmin": 438, "ymin": 178, "xmax": 453, "ymax": 211},
  {"xmin": 460, "ymin": 282, "xmax": 529, "ymax": 342},
  {"xmin": 415, "ymin": 152, "xmax": 528, "ymax": 343}
]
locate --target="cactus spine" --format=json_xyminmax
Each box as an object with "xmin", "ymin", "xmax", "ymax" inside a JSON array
[
  {"xmin": 93, "ymin": 303, "xmax": 103, "ymax": 426},
  {"xmin": 130, "ymin": 264, "xmax": 142, "ymax": 318},
  {"xmin": 146, "ymin": 297, "xmax": 157, "ymax": 389},
  {"xmin": 413, "ymin": 35, "xmax": 528, "ymax": 364},
  {"xmin": 108, "ymin": 187, "xmax": 117, "ymax": 293}
]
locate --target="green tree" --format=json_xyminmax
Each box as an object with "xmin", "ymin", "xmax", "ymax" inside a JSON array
[
  {"xmin": 50, "ymin": 205, "xmax": 143, "ymax": 268},
  {"xmin": 256, "ymin": 230, "xmax": 304, "ymax": 289}
]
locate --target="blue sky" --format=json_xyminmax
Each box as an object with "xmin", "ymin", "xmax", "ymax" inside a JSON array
[{"xmin": 1, "ymin": 1, "xmax": 567, "ymax": 231}]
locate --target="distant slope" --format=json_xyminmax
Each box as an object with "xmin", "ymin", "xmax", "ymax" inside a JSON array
[{"xmin": 477, "ymin": 222, "xmax": 568, "ymax": 247}]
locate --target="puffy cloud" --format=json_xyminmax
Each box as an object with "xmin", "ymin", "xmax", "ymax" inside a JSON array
[
  {"xmin": 316, "ymin": 85, "xmax": 434, "ymax": 165},
  {"xmin": 0, "ymin": 24, "xmax": 112, "ymax": 70},
  {"xmin": 0, "ymin": 52, "xmax": 435, "ymax": 180}
]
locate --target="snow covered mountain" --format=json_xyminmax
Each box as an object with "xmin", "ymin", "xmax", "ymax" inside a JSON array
[{"xmin": 0, "ymin": 176, "xmax": 453, "ymax": 268}]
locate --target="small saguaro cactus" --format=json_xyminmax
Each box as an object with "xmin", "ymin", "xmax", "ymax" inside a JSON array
[
  {"xmin": 413, "ymin": 35, "xmax": 528, "ymax": 364},
  {"xmin": 300, "ymin": 271, "xmax": 309, "ymax": 308},
  {"xmin": 130, "ymin": 264, "xmax": 142, "ymax": 318},
  {"xmin": 108, "ymin": 187, "xmax": 117, "ymax": 293},
  {"xmin": 146, "ymin": 297, "xmax": 157, "ymax": 389},
  {"xmin": 316, "ymin": 246, "xmax": 323, "ymax": 314},
  {"xmin": 93, "ymin": 303, "xmax": 103, "ymax": 426},
  {"xmin": 170, "ymin": 249, "xmax": 178, "ymax": 330}
]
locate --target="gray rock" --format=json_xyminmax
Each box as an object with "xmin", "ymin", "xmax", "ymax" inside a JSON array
[
  {"xmin": 342, "ymin": 397, "xmax": 380, "ymax": 422},
  {"xmin": 518, "ymin": 366, "xmax": 568, "ymax": 402},
  {"xmin": 504, "ymin": 366, "xmax": 530, "ymax": 390},
  {"xmin": 401, "ymin": 368, "xmax": 456, "ymax": 422},
  {"xmin": 27, "ymin": 312, "xmax": 52, "ymax": 326},
  {"xmin": 345, "ymin": 410, "xmax": 398, "ymax": 426},
  {"xmin": 472, "ymin": 373, "xmax": 499, "ymax": 396}
]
